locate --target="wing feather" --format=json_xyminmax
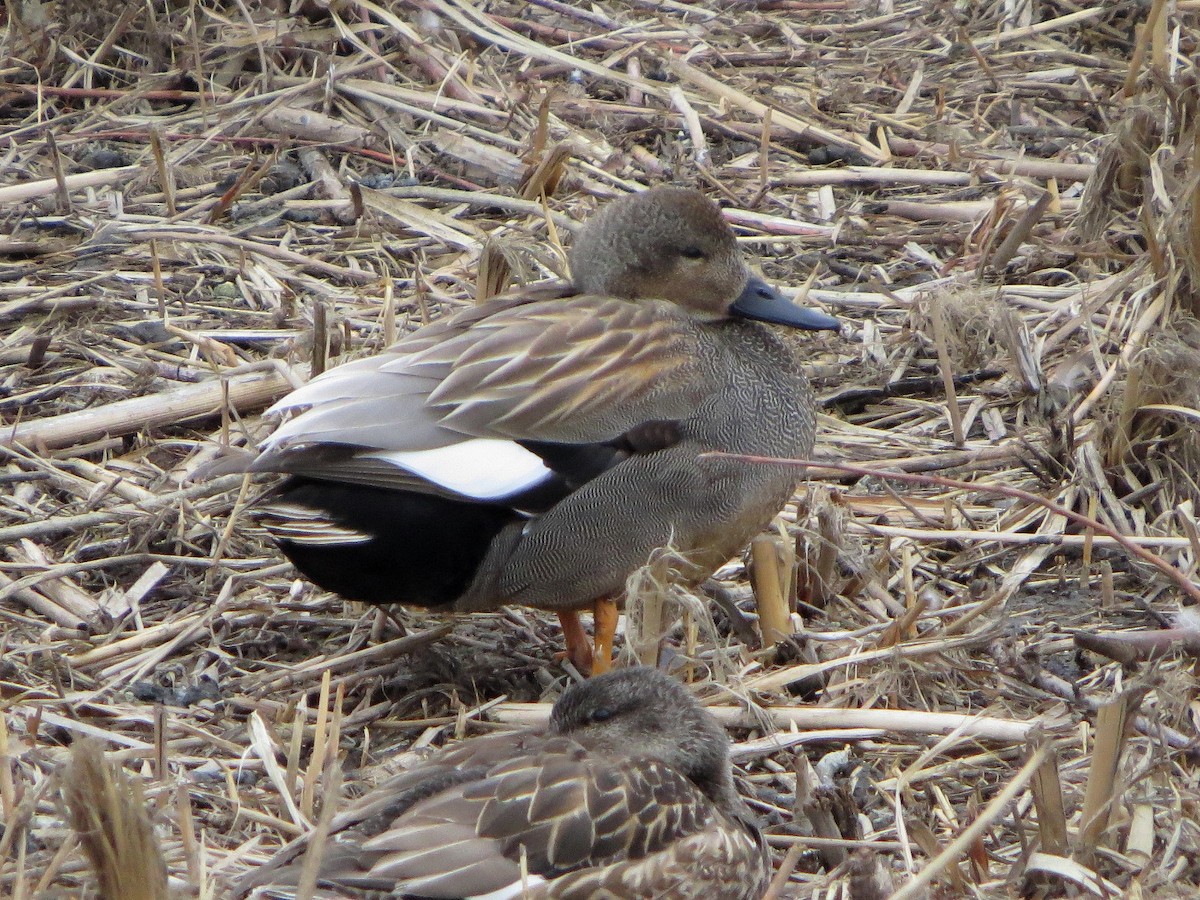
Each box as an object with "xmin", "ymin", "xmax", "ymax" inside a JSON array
[
  {"xmin": 234, "ymin": 733, "xmax": 763, "ymax": 900},
  {"xmin": 232, "ymin": 731, "xmax": 545, "ymax": 897},
  {"xmin": 421, "ymin": 297, "xmax": 704, "ymax": 441},
  {"xmin": 531, "ymin": 825, "xmax": 769, "ymax": 900},
  {"xmin": 272, "ymin": 294, "xmax": 706, "ymax": 449},
  {"xmin": 343, "ymin": 745, "xmax": 719, "ymax": 897},
  {"xmin": 254, "ymin": 290, "xmax": 710, "ymax": 497}
]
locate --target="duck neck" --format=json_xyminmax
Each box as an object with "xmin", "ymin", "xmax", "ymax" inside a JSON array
[{"xmin": 691, "ymin": 320, "xmax": 816, "ymax": 458}]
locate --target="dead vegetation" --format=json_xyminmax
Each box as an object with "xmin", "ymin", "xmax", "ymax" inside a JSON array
[{"xmin": 2, "ymin": 0, "xmax": 1200, "ymax": 897}]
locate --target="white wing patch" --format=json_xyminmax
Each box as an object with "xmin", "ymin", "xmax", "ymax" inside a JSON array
[{"xmin": 363, "ymin": 439, "xmax": 552, "ymax": 501}]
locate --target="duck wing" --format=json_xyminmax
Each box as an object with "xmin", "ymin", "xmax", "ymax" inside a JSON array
[
  {"xmin": 255, "ymin": 290, "xmax": 709, "ymax": 502},
  {"xmin": 236, "ymin": 738, "xmax": 724, "ymax": 898},
  {"xmin": 232, "ymin": 729, "xmax": 548, "ymax": 898},
  {"xmin": 533, "ymin": 820, "xmax": 769, "ymax": 900},
  {"xmin": 407, "ymin": 294, "xmax": 703, "ymax": 441},
  {"xmin": 238, "ymin": 752, "xmax": 766, "ymax": 900},
  {"xmin": 345, "ymin": 741, "xmax": 722, "ymax": 897}
]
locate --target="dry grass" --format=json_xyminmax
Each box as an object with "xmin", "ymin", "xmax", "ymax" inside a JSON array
[
  {"xmin": 61, "ymin": 739, "xmax": 171, "ymax": 900},
  {"xmin": 2, "ymin": 0, "xmax": 1200, "ymax": 897}
]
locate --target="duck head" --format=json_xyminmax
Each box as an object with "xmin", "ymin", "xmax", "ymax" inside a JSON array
[
  {"xmin": 569, "ymin": 187, "xmax": 840, "ymax": 332},
  {"xmin": 549, "ymin": 667, "xmax": 736, "ymax": 804}
]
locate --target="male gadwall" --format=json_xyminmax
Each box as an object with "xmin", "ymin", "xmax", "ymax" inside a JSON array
[
  {"xmin": 234, "ymin": 667, "xmax": 770, "ymax": 899},
  {"xmin": 252, "ymin": 187, "xmax": 839, "ymax": 671}
]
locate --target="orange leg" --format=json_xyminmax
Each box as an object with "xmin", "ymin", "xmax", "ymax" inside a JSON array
[
  {"xmin": 591, "ymin": 599, "xmax": 619, "ymax": 676},
  {"xmin": 557, "ymin": 610, "xmax": 594, "ymax": 673}
]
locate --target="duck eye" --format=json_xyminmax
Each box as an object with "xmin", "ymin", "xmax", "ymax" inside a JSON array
[{"xmin": 680, "ymin": 246, "xmax": 706, "ymax": 260}]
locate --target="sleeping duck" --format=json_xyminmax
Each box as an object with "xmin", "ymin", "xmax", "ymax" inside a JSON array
[{"xmin": 233, "ymin": 666, "xmax": 771, "ymax": 899}]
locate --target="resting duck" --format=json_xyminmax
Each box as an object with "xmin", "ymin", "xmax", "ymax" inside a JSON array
[
  {"xmin": 234, "ymin": 667, "xmax": 770, "ymax": 899},
  {"xmin": 251, "ymin": 187, "xmax": 839, "ymax": 671}
]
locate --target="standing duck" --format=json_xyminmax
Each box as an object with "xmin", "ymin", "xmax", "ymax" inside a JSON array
[
  {"xmin": 252, "ymin": 187, "xmax": 838, "ymax": 671},
  {"xmin": 234, "ymin": 667, "xmax": 770, "ymax": 899}
]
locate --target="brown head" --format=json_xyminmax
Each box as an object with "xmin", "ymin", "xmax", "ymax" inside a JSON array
[
  {"xmin": 548, "ymin": 666, "xmax": 737, "ymax": 806},
  {"xmin": 568, "ymin": 187, "xmax": 840, "ymax": 331}
]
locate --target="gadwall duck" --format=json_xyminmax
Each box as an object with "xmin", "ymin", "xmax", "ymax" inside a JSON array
[
  {"xmin": 234, "ymin": 667, "xmax": 769, "ymax": 899},
  {"xmin": 252, "ymin": 187, "xmax": 838, "ymax": 671}
]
